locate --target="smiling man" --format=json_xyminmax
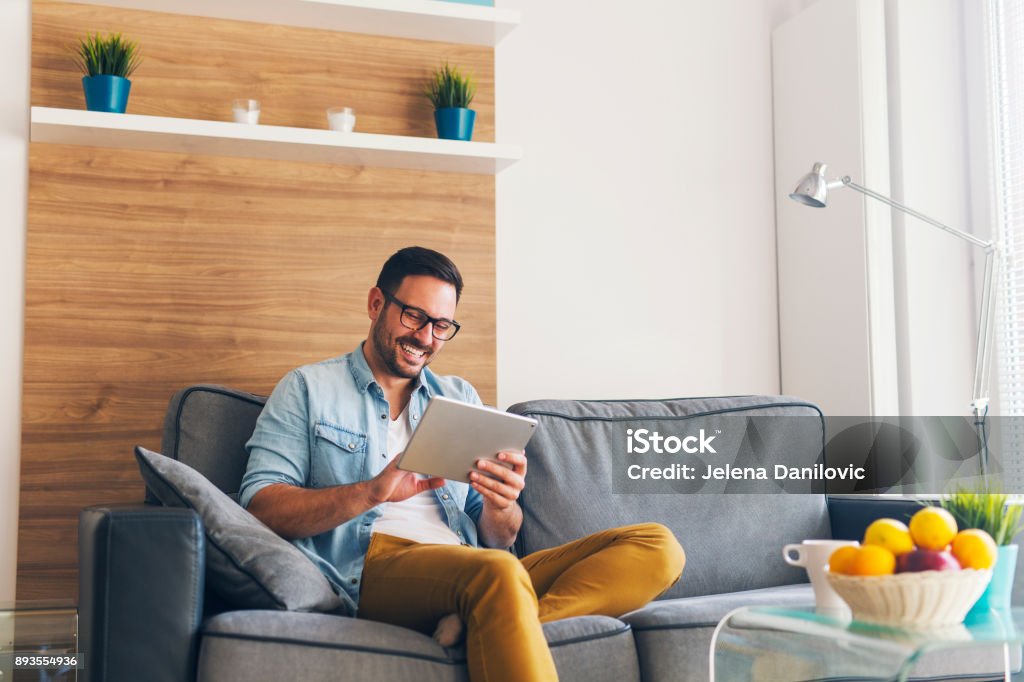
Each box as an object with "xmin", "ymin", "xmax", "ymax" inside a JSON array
[{"xmin": 240, "ymin": 246, "xmax": 685, "ymax": 682}]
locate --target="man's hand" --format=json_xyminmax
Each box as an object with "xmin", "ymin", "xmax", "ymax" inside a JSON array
[
  {"xmin": 470, "ymin": 450, "xmax": 526, "ymax": 512},
  {"xmin": 368, "ymin": 458, "xmax": 445, "ymax": 506},
  {"xmin": 472, "ymin": 450, "xmax": 526, "ymax": 548}
]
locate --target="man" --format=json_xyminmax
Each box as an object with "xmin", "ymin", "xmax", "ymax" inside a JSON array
[{"xmin": 240, "ymin": 246, "xmax": 685, "ymax": 682}]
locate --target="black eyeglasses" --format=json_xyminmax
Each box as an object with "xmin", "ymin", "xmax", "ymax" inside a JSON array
[{"xmin": 381, "ymin": 290, "xmax": 461, "ymax": 341}]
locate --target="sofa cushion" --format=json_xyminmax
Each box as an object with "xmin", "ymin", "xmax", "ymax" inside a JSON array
[
  {"xmin": 157, "ymin": 384, "xmax": 267, "ymax": 503},
  {"xmin": 623, "ymin": 583, "xmax": 816, "ymax": 631},
  {"xmin": 621, "ymin": 584, "xmax": 814, "ymax": 682},
  {"xmin": 508, "ymin": 396, "xmax": 830, "ymax": 599},
  {"xmin": 198, "ymin": 610, "xmax": 639, "ymax": 682},
  {"xmin": 136, "ymin": 447, "xmax": 350, "ymax": 614}
]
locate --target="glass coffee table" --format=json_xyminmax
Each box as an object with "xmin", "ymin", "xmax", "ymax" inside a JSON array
[
  {"xmin": 712, "ymin": 606, "xmax": 1024, "ymax": 681},
  {"xmin": 0, "ymin": 601, "xmax": 80, "ymax": 681}
]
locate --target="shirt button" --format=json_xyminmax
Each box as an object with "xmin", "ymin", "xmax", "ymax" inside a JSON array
[
  {"xmin": 381, "ymin": 414, "xmax": 387, "ymax": 419},
  {"xmin": 381, "ymin": 453, "xmax": 386, "ymax": 458},
  {"xmin": 348, "ymin": 443, "xmax": 356, "ymax": 450},
  {"xmin": 442, "ymin": 494, "xmax": 450, "ymax": 500},
  {"xmin": 413, "ymin": 415, "xmax": 419, "ymax": 421},
  {"xmin": 351, "ymin": 578, "xmax": 358, "ymax": 585}
]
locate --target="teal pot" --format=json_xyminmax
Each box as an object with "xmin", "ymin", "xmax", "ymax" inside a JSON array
[
  {"xmin": 82, "ymin": 75, "xmax": 132, "ymax": 113},
  {"xmin": 434, "ymin": 107, "xmax": 476, "ymax": 141},
  {"xmin": 973, "ymin": 544, "xmax": 1018, "ymax": 611}
]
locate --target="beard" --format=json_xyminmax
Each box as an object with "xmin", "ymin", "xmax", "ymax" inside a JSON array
[{"xmin": 370, "ymin": 316, "xmax": 434, "ymax": 379}]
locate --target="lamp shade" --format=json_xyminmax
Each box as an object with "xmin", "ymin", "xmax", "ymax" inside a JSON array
[{"xmin": 789, "ymin": 162, "xmax": 829, "ymax": 207}]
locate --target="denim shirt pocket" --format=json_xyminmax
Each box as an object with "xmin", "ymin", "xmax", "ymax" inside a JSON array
[
  {"xmin": 312, "ymin": 421, "xmax": 368, "ymax": 487},
  {"xmin": 447, "ymin": 480, "xmax": 470, "ymax": 510}
]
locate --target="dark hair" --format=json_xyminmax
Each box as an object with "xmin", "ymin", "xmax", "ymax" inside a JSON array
[{"xmin": 376, "ymin": 246, "xmax": 464, "ymax": 302}]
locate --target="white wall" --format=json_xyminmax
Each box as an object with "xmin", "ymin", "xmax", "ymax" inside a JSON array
[
  {"xmin": 886, "ymin": 0, "xmax": 981, "ymax": 416},
  {"xmin": 496, "ymin": 0, "xmax": 816, "ymax": 408},
  {"xmin": 0, "ymin": 0, "xmax": 30, "ymax": 602}
]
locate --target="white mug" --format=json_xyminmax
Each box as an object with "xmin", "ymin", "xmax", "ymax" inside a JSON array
[
  {"xmin": 327, "ymin": 106, "xmax": 356, "ymax": 132},
  {"xmin": 232, "ymin": 99, "xmax": 261, "ymax": 125},
  {"xmin": 783, "ymin": 539, "xmax": 859, "ymax": 611}
]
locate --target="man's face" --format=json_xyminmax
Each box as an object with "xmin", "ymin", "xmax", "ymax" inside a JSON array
[{"xmin": 368, "ymin": 274, "xmax": 458, "ymax": 380}]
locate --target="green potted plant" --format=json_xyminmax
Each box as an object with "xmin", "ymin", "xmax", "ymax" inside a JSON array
[
  {"xmin": 935, "ymin": 485, "xmax": 1024, "ymax": 609},
  {"xmin": 425, "ymin": 62, "xmax": 476, "ymax": 141},
  {"xmin": 71, "ymin": 32, "xmax": 142, "ymax": 114}
]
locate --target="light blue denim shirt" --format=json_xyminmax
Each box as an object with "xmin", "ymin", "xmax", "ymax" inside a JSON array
[{"xmin": 240, "ymin": 343, "xmax": 485, "ymax": 613}]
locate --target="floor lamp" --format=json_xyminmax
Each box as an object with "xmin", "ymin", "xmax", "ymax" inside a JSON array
[{"xmin": 789, "ymin": 162, "xmax": 998, "ymax": 475}]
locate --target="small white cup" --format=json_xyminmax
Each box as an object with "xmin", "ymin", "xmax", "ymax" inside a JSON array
[
  {"xmin": 327, "ymin": 106, "xmax": 356, "ymax": 132},
  {"xmin": 783, "ymin": 539, "xmax": 859, "ymax": 611},
  {"xmin": 232, "ymin": 99, "xmax": 261, "ymax": 125}
]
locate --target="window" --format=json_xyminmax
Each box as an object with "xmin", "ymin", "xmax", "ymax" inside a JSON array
[{"xmin": 991, "ymin": 0, "xmax": 1024, "ymax": 486}]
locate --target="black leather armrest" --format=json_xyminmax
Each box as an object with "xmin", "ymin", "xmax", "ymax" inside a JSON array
[
  {"xmin": 79, "ymin": 505, "xmax": 205, "ymax": 682},
  {"xmin": 827, "ymin": 496, "xmax": 922, "ymax": 541}
]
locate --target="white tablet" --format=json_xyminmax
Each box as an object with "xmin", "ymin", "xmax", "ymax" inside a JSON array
[{"xmin": 396, "ymin": 396, "xmax": 538, "ymax": 483}]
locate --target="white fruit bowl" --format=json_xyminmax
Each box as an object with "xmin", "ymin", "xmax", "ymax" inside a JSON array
[{"xmin": 826, "ymin": 569, "xmax": 992, "ymax": 628}]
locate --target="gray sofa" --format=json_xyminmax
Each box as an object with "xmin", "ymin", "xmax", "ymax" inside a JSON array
[{"xmin": 78, "ymin": 386, "xmax": 1015, "ymax": 682}]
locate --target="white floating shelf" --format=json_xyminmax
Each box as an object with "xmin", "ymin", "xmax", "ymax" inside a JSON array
[
  {"xmin": 31, "ymin": 107, "xmax": 521, "ymax": 175},
  {"xmin": 64, "ymin": 0, "xmax": 519, "ymax": 46}
]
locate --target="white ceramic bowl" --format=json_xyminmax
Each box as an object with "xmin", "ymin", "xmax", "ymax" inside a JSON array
[{"xmin": 826, "ymin": 569, "xmax": 992, "ymax": 628}]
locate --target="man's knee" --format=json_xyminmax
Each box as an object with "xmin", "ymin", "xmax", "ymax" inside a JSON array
[
  {"xmin": 624, "ymin": 522, "xmax": 686, "ymax": 588},
  {"xmin": 468, "ymin": 550, "xmax": 534, "ymax": 596}
]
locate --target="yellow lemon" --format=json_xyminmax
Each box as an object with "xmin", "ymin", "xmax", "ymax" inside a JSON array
[
  {"xmin": 951, "ymin": 529, "xmax": 998, "ymax": 569},
  {"xmin": 863, "ymin": 518, "xmax": 915, "ymax": 556},
  {"xmin": 850, "ymin": 545, "xmax": 896, "ymax": 576},
  {"xmin": 909, "ymin": 507, "xmax": 958, "ymax": 551},
  {"xmin": 828, "ymin": 546, "xmax": 860, "ymax": 575}
]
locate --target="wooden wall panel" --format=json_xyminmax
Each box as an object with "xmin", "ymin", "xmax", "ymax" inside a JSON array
[{"xmin": 22, "ymin": 2, "xmax": 496, "ymax": 600}]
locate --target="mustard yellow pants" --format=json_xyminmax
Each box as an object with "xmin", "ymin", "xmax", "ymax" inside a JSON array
[{"xmin": 359, "ymin": 522, "xmax": 685, "ymax": 682}]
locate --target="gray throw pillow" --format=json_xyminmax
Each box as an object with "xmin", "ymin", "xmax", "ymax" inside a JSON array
[{"xmin": 135, "ymin": 446, "xmax": 350, "ymax": 614}]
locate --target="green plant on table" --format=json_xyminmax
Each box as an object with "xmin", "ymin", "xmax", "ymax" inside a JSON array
[
  {"xmin": 71, "ymin": 32, "xmax": 142, "ymax": 78},
  {"xmin": 425, "ymin": 62, "xmax": 476, "ymax": 110},
  {"xmin": 932, "ymin": 484, "xmax": 1024, "ymax": 545}
]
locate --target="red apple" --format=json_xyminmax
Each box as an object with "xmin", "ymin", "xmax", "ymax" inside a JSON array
[{"xmin": 896, "ymin": 549, "xmax": 961, "ymax": 573}]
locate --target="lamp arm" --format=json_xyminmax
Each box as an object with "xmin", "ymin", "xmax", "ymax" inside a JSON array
[
  {"xmin": 840, "ymin": 177, "xmax": 993, "ymax": 251},
  {"xmin": 840, "ymin": 175, "xmax": 997, "ymax": 406},
  {"xmin": 971, "ymin": 246, "xmax": 998, "ymax": 475},
  {"xmin": 973, "ymin": 246, "xmax": 998, "ymax": 415},
  {"xmin": 835, "ymin": 174, "xmax": 999, "ymax": 471}
]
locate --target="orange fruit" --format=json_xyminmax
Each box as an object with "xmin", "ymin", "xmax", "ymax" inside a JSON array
[
  {"xmin": 951, "ymin": 529, "xmax": 998, "ymax": 569},
  {"xmin": 863, "ymin": 518, "xmax": 914, "ymax": 556},
  {"xmin": 909, "ymin": 507, "xmax": 958, "ymax": 551},
  {"xmin": 828, "ymin": 546, "xmax": 860, "ymax": 575},
  {"xmin": 850, "ymin": 545, "xmax": 896, "ymax": 576}
]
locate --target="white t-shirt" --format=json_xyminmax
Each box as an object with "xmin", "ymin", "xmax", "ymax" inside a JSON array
[{"xmin": 370, "ymin": 406, "xmax": 462, "ymax": 545}]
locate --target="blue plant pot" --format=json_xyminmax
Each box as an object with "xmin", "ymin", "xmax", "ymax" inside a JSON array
[
  {"xmin": 434, "ymin": 107, "xmax": 476, "ymax": 141},
  {"xmin": 82, "ymin": 75, "xmax": 132, "ymax": 113},
  {"xmin": 973, "ymin": 544, "xmax": 1018, "ymax": 611}
]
